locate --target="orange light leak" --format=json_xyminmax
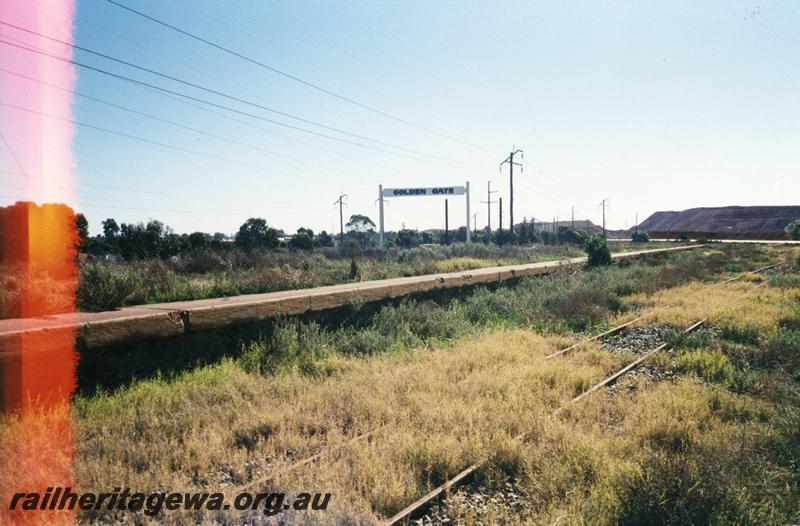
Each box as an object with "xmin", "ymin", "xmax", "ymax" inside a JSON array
[{"xmin": 1, "ymin": 1, "xmax": 79, "ymax": 525}]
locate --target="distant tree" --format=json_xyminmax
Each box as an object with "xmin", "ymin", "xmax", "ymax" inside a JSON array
[
  {"xmin": 631, "ymin": 230, "xmax": 650, "ymax": 243},
  {"xmin": 160, "ymin": 231, "xmax": 185, "ymax": 258},
  {"xmin": 344, "ymin": 214, "xmax": 377, "ymax": 248},
  {"xmin": 585, "ymin": 234, "xmax": 612, "ymax": 267},
  {"xmin": 102, "ymin": 218, "xmax": 119, "ymax": 239},
  {"xmin": 316, "ymin": 230, "xmax": 333, "ymax": 247},
  {"xmin": 212, "ymin": 232, "xmax": 226, "ymax": 242},
  {"xmin": 188, "ymin": 231, "xmax": 210, "ymax": 251},
  {"xmin": 539, "ymin": 230, "xmax": 556, "ymax": 245},
  {"xmin": 396, "ymin": 228, "xmax": 420, "ymax": 248},
  {"xmin": 116, "ymin": 220, "xmax": 180, "ymax": 260},
  {"xmin": 289, "ymin": 227, "xmax": 315, "ymax": 250},
  {"xmin": 346, "ymin": 214, "xmax": 376, "ymax": 232},
  {"xmin": 558, "ymin": 227, "xmax": 588, "ymax": 245},
  {"xmin": 235, "ymin": 218, "xmax": 278, "ymax": 251},
  {"xmin": 785, "ymin": 219, "xmax": 800, "ymax": 240},
  {"xmin": 75, "ymin": 213, "xmax": 89, "ymax": 252},
  {"xmin": 495, "ymin": 229, "xmax": 517, "ymax": 246},
  {"xmin": 516, "ymin": 220, "xmax": 540, "ymax": 245},
  {"xmin": 455, "ymin": 226, "xmax": 468, "ymax": 243}
]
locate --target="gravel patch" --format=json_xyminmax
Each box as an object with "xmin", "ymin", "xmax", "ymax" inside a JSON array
[
  {"xmin": 601, "ymin": 324, "xmax": 670, "ymax": 356},
  {"xmin": 412, "ymin": 481, "xmax": 525, "ymax": 525},
  {"xmin": 603, "ymin": 325, "xmax": 721, "ymax": 394}
]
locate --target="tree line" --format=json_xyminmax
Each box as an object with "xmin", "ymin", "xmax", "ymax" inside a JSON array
[{"xmin": 71, "ymin": 212, "xmax": 618, "ymax": 261}]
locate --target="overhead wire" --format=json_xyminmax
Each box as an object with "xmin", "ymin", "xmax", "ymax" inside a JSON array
[
  {"xmin": 0, "ymin": 101, "xmax": 365, "ymax": 191},
  {"xmin": 103, "ymin": 0, "xmax": 499, "ymax": 155},
  {"xmin": 0, "ymin": 36, "xmax": 485, "ymax": 172},
  {"xmin": 0, "ymin": 20, "xmax": 491, "ymax": 170},
  {"xmin": 0, "ymin": 65, "xmax": 365, "ymax": 181}
]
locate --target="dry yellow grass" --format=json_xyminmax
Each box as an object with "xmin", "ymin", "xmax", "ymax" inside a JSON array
[
  {"xmin": 60, "ymin": 330, "xmax": 627, "ymax": 524},
  {"xmin": 4, "ymin": 245, "xmax": 797, "ymax": 525},
  {"xmin": 630, "ymin": 280, "xmax": 798, "ymax": 337}
]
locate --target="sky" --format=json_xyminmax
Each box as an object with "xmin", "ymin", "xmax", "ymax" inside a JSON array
[{"xmin": 0, "ymin": 0, "xmax": 798, "ymax": 236}]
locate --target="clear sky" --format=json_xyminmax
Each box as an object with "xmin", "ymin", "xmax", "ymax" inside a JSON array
[{"xmin": 1, "ymin": 0, "xmax": 798, "ymax": 236}]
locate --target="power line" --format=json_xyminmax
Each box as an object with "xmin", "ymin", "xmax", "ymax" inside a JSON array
[
  {"xmin": 0, "ymin": 31, "xmax": 414, "ymax": 179},
  {"xmin": 0, "ymin": 21, "xmax": 490, "ymax": 170},
  {"xmin": 0, "ymin": 132, "xmax": 32, "ymax": 189},
  {"xmin": 0, "ymin": 36, "xmax": 484, "ymax": 172},
  {"xmin": 103, "ymin": 0, "xmax": 498, "ymax": 154},
  {"xmin": 0, "ymin": 192, "xmax": 253, "ymax": 216},
  {"xmin": 0, "ymin": 170, "xmax": 313, "ymax": 213},
  {"xmin": 0, "ymin": 101, "xmax": 361, "ymax": 190},
  {"xmin": 0, "ymin": 65, "xmax": 364, "ymax": 182},
  {"xmin": 142, "ymin": 82, "xmax": 413, "ymax": 177}
]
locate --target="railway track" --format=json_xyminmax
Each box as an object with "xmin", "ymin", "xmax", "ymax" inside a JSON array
[
  {"xmin": 215, "ymin": 259, "xmax": 788, "ymax": 521},
  {"xmin": 384, "ymin": 261, "xmax": 786, "ymax": 525},
  {"xmin": 544, "ymin": 262, "xmax": 782, "ymax": 360}
]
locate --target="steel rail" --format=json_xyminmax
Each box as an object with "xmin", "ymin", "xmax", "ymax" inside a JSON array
[
  {"xmin": 384, "ymin": 262, "xmax": 784, "ymax": 524},
  {"xmin": 544, "ymin": 262, "xmax": 782, "ymax": 360},
  {"xmin": 229, "ymin": 425, "xmax": 387, "ymax": 495}
]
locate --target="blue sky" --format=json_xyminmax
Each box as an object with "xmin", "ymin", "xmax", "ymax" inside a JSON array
[{"xmin": 2, "ymin": 0, "xmax": 798, "ymax": 235}]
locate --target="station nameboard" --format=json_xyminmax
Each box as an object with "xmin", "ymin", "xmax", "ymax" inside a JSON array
[{"xmin": 382, "ymin": 186, "xmax": 466, "ymax": 198}]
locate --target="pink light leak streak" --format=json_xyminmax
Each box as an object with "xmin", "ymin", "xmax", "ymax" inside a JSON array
[
  {"xmin": 1, "ymin": 0, "xmax": 77, "ymax": 206},
  {"xmin": 0, "ymin": 3, "xmax": 79, "ymax": 525}
]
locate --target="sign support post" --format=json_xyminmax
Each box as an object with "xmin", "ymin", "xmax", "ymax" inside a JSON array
[
  {"xmin": 378, "ymin": 184, "xmax": 385, "ymax": 250},
  {"xmin": 465, "ymin": 181, "xmax": 471, "ymax": 243},
  {"xmin": 378, "ymin": 184, "xmax": 470, "ymax": 250}
]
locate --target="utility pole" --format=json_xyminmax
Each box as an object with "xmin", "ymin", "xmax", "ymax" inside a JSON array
[
  {"xmin": 635, "ymin": 212, "xmax": 639, "ymax": 234},
  {"xmin": 481, "ymin": 181, "xmax": 498, "ymax": 243},
  {"xmin": 499, "ymin": 147, "xmax": 523, "ymax": 238},
  {"xmin": 444, "ymin": 199, "xmax": 449, "ymax": 245},
  {"xmin": 599, "ymin": 198, "xmax": 609, "ymax": 237},
  {"xmin": 499, "ymin": 197, "xmax": 503, "ymax": 232},
  {"xmin": 334, "ymin": 194, "xmax": 347, "ymax": 244},
  {"xmin": 473, "ymin": 212, "xmax": 478, "ymax": 239},
  {"xmin": 571, "ymin": 206, "xmax": 575, "ymax": 230}
]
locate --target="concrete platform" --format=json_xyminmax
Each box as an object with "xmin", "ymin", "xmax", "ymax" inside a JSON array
[{"xmin": 0, "ymin": 245, "xmax": 701, "ymax": 352}]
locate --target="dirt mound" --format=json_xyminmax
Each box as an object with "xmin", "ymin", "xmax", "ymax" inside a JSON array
[{"xmin": 638, "ymin": 206, "xmax": 800, "ymax": 239}]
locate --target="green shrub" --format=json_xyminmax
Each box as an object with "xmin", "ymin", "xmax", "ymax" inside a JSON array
[
  {"xmin": 730, "ymin": 368, "xmax": 764, "ymax": 394},
  {"xmin": 631, "ymin": 230, "xmax": 650, "ymax": 243},
  {"xmin": 784, "ymin": 219, "xmax": 800, "ymax": 240},
  {"xmin": 239, "ymin": 319, "xmax": 331, "ymax": 376},
  {"xmin": 663, "ymin": 327, "xmax": 715, "ymax": 350},
  {"xmin": 677, "ymin": 349, "xmax": 734, "ymax": 386},
  {"xmin": 77, "ymin": 263, "xmax": 144, "ymax": 311},
  {"xmin": 720, "ymin": 323, "xmax": 761, "ymax": 345},
  {"xmin": 585, "ymin": 235, "xmax": 612, "ymax": 267},
  {"xmin": 547, "ymin": 286, "xmax": 621, "ymax": 331}
]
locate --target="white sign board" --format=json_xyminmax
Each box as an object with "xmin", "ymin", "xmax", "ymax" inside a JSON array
[{"xmin": 382, "ymin": 186, "xmax": 466, "ymax": 198}]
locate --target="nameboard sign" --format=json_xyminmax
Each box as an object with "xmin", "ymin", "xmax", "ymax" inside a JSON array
[{"xmin": 382, "ymin": 186, "xmax": 466, "ymax": 198}]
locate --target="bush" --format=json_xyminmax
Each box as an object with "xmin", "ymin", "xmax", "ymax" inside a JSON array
[
  {"xmin": 547, "ymin": 286, "xmax": 621, "ymax": 331},
  {"xmin": 631, "ymin": 230, "xmax": 650, "ymax": 243},
  {"xmin": 239, "ymin": 319, "xmax": 331, "ymax": 376},
  {"xmin": 784, "ymin": 219, "xmax": 800, "ymax": 240},
  {"xmin": 558, "ymin": 228, "xmax": 588, "ymax": 245},
  {"xmin": 677, "ymin": 349, "xmax": 734, "ymax": 386},
  {"xmin": 585, "ymin": 235, "xmax": 612, "ymax": 267},
  {"xmin": 77, "ymin": 263, "xmax": 144, "ymax": 311}
]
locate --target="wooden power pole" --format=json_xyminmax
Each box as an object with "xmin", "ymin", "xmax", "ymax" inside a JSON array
[{"xmin": 500, "ymin": 148, "xmax": 523, "ymax": 238}]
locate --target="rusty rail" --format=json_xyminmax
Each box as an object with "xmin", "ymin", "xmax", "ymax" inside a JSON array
[{"xmin": 383, "ymin": 262, "xmax": 784, "ymax": 524}]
